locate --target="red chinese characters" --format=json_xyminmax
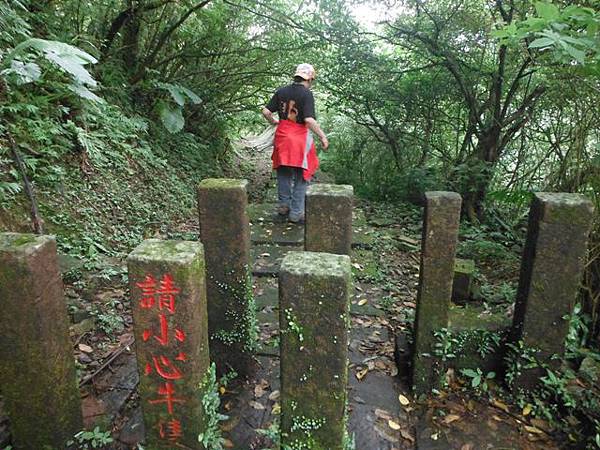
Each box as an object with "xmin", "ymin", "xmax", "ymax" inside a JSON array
[{"xmin": 136, "ymin": 274, "xmax": 187, "ymax": 443}]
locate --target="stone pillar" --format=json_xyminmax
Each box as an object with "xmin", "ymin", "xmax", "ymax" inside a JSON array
[
  {"xmin": 197, "ymin": 179, "xmax": 255, "ymax": 376},
  {"xmin": 510, "ymin": 193, "xmax": 594, "ymax": 390},
  {"xmin": 452, "ymin": 258, "xmax": 475, "ymax": 303},
  {"xmin": 0, "ymin": 233, "xmax": 82, "ymax": 449},
  {"xmin": 128, "ymin": 239, "xmax": 210, "ymax": 449},
  {"xmin": 279, "ymin": 251, "xmax": 352, "ymax": 449},
  {"xmin": 305, "ymin": 184, "xmax": 354, "ymax": 255},
  {"xmin": 412, "ymin": 192, "xmax": 462, "ymax": 394}
]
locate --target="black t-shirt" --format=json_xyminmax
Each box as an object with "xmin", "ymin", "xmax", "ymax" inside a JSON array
[{"xmin": 266, "ymin": 83, "xmax": 316, "ymax": 124}]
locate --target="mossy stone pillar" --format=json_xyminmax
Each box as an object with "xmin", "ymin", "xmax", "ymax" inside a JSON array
[
  {"xmin": 452, "ymin": 258, "xmax": 475, "ymax": 302},
  {"xmin": 128, "ymin": 239, "xmax": 210, "ymax": 449},
  {"xmin": 510, "ymin": 193, "xmax": 594, "ymax": 390},
  {"xmin": 279, "ymin": 251, "xmax": 352, "ymax": 449},
  {"xmin": 0, "ymin": 233, "xmax": 82, "ymax": 449},
  {"xmin": 197, "ymin": 178, "xmax": 255, "ymax": 376},
  {"xmin": 305, "ymin": 184, "xmax": 354, "ymax": 255},
  {"xmin": 412, "ymin": 192, "xmax": 462, "ymax": 394}
]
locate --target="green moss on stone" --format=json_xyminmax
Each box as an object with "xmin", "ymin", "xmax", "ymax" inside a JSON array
[
  {"xmin": 307, "ymin": 184, "xmax": 353, "ymax": 197},
  {"xmin": 454, "ymin": 258, "xmax": 475, "ymax": 275},
  {"xmin": 198, "ymin": 178, "xmax": 248, "ymax": 190},
  {"xmin": 127, "ymin": 239, "xmax": 204, "ymax": 266},
  {"xmin": 280, "ymin": 252, "xmax": 351, "ymax": 278},
  {"xmin": 0, "ymin": 232, "xmax": 51, "ymax": 252}
]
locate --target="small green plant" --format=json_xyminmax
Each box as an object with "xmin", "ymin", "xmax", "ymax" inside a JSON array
[
  {"xmin": 92, "ymin": 300, "xmax": 125, "ymax": 335},
  {"xmin": 67, "ymin": 427, "xmax": 113, "ymax": 449},
  {"xmin": 378, "ymin": 295, "xmax": 396, "ymax": 312},
  {"xmin": 283, "ymin": 308, "xmax": 304, "ymax": 343},
  {"xmin": 460, "ymin": 368, "xmax": 496, "ymax": 393},
  {"xmin": 198, "ymin": 363, "xmax": 233, "ymax": 450}
]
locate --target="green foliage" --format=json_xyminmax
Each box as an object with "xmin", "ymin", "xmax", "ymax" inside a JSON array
[
  {"xmin": 66, "ymin": 426, "xmax": 113, "ymax": 449},
  {"xmin": 565, "ymin": 303, "xmax": 592, "ymax": 359},
  {"xmin": 155, "ymin": 82, "xmax": 201, "ymax": 134},
  {"xmin": 495, "ymin": 2, "xmax": 600, "ymax": 73},
  {"xmin": 460, "ymin": 368, "xmax": 496, "ymax": 394},
  {"xmin": 92, "ymin": 299, "xmax": 125, "ymax": 336},
  {"xmin": 198, "ymin": 363, "xmax": 232, "ymax": 449},
  {"xmin": 3, "ymin": 38, "xmax": 102, "ymax": 101}
]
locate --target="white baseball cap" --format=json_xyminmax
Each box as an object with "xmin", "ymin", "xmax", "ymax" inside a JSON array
[{"xmin": 294, "ymin": 63, "xmax": 316, "ymax": 81}]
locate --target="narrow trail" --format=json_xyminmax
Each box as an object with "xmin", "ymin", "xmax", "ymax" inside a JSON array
[{"xmin": 16, "ymin": 146, "xmax": 562, "ymax": 449}]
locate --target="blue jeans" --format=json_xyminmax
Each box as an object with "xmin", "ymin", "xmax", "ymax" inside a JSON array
[{"xmin": 277, "ymin": 166, "xmax": 308, "ymax": 220}]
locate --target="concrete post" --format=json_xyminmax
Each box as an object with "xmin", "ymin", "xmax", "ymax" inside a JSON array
[
  {"xmin": 279, "ymin": 251, "xmax": 352, "ymax": 449},
  {"xmin": 128, "ymin": 239, "xmax": 210, "ymax": 449},
  {"xmin": 197, "ymin": 178, "xmax": 256, "ymax": 376},
  {"xmin": 305, "ymin": 184, "xmax": 354, "ymax": 255},
  {"xmin": 412, "ymin": 192, "xmax": 462, "ymax": 394},
  {"xmin": 0, "ymin": 233, "xmax": 82, "ymax": 449},
  {"xmin": 511, "ymin": 193, "xmax": 594, "ymax": 390}
]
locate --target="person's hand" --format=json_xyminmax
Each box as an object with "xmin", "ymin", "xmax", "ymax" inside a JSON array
[{"xmin": 320, "ymin": 135, "xmax": 329, "ymax": 150}]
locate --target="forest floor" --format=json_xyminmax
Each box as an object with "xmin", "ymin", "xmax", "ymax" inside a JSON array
[{"xmin": 0, "ymin": 151, "xmax": 565, "ymax": 450}]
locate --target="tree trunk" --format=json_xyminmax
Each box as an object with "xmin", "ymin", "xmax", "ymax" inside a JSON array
[{"xmin": 461, "ymin": 127, "xmax": 501, "ymax": 222}]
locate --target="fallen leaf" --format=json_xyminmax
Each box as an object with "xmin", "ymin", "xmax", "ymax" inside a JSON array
[
  {"xmin": 271, "ymin": 402, "xmax": 281, "ymax": 415},
  {"xmin": 259, "ymin": 253, "xmax": 270, "ymax": 258},
  {"xmin": 492, "ymin": 399, "xmax": 510, "ymax": 413},
  {"xmin": 443, "ymin": 414, "xmax": 461, "ymax": 424},
  {"xmin": 268, "ymin": 390, "xmax": 280, "ymax": 401},
  {"xmin": 249, "ymin": 400, "xmax": 265, "ymax": 410},
  {"xmin": 254, "ymin": 385, "xmax": 266, "ymax": 398},
  {"xmin": 78, "ymin": 343, "xmax": 93, "ymax": 353},
  {"xmin": 398, "ymin": 394, "xmax": 410, "ymax": 406},
  {"xmin": 375, "ymin": 408, "xmax": 392, "ymax": 420},
  {"xmin": 223, "ymin": 438, "xmax": 234, "ymax": 448},
  {"xmin": 358, "ymin": 299, "xmax": 368, "ymax": 306},
  {"xmin": 219, "ymin": 386, "xmax": 226, "ymax": 395},
  {"xmin": 522, "ymin": 404, "xmax": 532, "ymax": 416},
  {"xmin": 388, "ymin": 420, "xmax": 401, "ymax": 430},
  {"xmin": 400, "ymin": 429, "xmax": 415, "ymax": 443},
  {"xmin": 356, "ymin": 368, "xmax": 368, "ymax": 381},
  {"xmin": 403, "ymin": 301, "xmax": 416, "ymax": 308},
  {"xmin": 352, "ymin": 263, "xmax": 363, "ymax": 270},
  {"xmin": 524, "ymin": 425, "xmax": 544, "ymax": 435}
]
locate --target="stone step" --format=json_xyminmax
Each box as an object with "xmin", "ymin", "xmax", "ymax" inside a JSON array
[
  {"xmin": 252, "ymin": 245, "xmax": 299, "ymax": 276},
  {"xmin": 250, "ymin": 221, "xmax": 304, "ymax": 246},
  {"xmin": 248, "ymin": 203, "xmax": 374, "ymax": 249}
]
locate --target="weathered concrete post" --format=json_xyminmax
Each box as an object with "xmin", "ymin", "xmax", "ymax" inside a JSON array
[
  {"xmin": 412, "ymin": 192, "xmax": 462, "ymax": 394},
  {"xmin": 197, "ymin": 179, "xmax": 255, "ymax": 376},
  {"xmin": 305, "ymin": 184, "xmax": 354, "ymax": 255},
  {"xmin": 128, "ymin": 239, "xmax": 210, "ymax": 449},
  {"xmin": 510, "ymin": 193, "xmax": 595, "ymax": 390},
  {"xmin": 0, "ymin": 233, "xmax": 82, "ymax": 449},
  {"xmin": 279, "ymin": 251, "xmax": 352, "ymax": 449}
]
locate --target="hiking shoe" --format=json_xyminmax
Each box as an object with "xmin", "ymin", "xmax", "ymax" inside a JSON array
[
  {"xmin": 277, "ymin": 205, "xmax": 290, "ymax": 216},
  {"xmin": 288, "ymin": 214, "xmax": 305, "ymax": 224}
]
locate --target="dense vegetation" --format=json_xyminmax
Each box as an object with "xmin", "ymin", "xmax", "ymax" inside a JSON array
[{"xmin": 1, "ymin": 0, "xmax": 599, "ymax": 447}]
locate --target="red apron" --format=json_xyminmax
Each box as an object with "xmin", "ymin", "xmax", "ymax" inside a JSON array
[{"xmin": 272, "ymin": 119, "xmax": 319, "ymax": 181}]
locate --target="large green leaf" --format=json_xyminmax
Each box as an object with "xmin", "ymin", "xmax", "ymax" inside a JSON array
[
  {"xmin": 158, "ymin": 101, "xmax": 185, "ymax": 133},
  {"xmin": 10, "ymin": 38, "xmax": 98, "ymax": 87},
  {"xmin": 529, "ymin": 37, "xmax": 555, "ymax": 48},
  {"xmin": 13, "ymin": 38, "xmax": 97, "ymax": 64},
  {"xmin": 2, "ymin": 60, "xmax": 41, "ymax": 84},
  {"xmin": 535, "ymin": 2, "xmax": 560, "ymax": 21},
  {"xmin": 158, "ymin": 82, "xmax": 202, "ymax": 106}
]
